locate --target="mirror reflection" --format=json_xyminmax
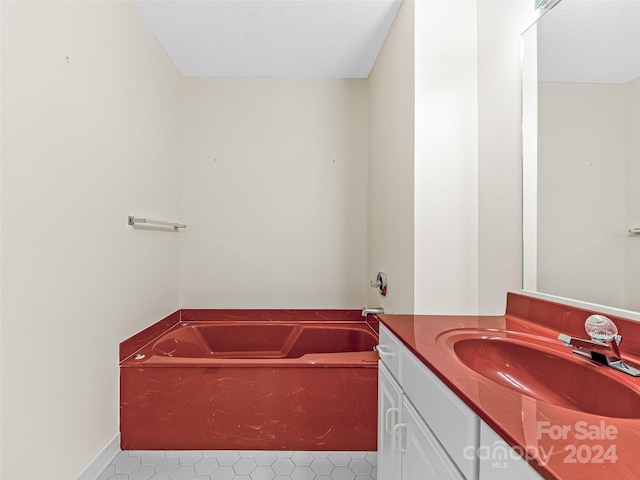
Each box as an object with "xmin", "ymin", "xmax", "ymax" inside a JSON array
[{"xmin": 522, "ymin": 0, "xmax": 640, "ymax": 311}]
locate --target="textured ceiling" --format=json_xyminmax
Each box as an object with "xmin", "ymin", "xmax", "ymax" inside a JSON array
[
  {"xmin": 538, "ymin": 0, "xmax": 640, "ymax": 84},
  {"xmin": 131, "ymin": 0, "xmax": 402, "ymax": 78}
]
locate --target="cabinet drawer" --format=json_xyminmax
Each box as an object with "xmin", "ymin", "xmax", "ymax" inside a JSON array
[
  {"xmin": 403, "ymin": 348, "xmax": 479, "ymax": 480},
  {"xmin": 378, "ymin": 324, "xmax": 403, "ymax": 383}
]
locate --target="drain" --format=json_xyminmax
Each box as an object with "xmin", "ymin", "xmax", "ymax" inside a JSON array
[
  {"xmin": 180, "ymin": 322, "xmax": 188, "ymax": 327},
  {"xmin": 134, "ymin": 354, "xmax": 145, "ymax": 360}
]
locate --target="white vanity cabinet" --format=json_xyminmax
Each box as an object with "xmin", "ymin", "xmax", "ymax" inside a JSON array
[
  {"xmin": 378, "ymin": 363, "xmax": 464, "ymax": 480},
  {"xmin": 378, "ymin": 324, "xmax": 471, "ymax": 480},
  {"xmin": 377, "ymin": 323, "xmax": 543, "ymax": 480}
]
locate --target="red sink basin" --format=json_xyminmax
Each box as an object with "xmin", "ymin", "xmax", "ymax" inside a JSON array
[{"xmin": 453, "ymin": 337, "xmax": 640, "ymax": 418}]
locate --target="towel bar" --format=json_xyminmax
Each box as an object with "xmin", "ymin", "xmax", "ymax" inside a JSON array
[{"xmin": 128, "ymin": 216, "xmax": 186, "ymax": 230}]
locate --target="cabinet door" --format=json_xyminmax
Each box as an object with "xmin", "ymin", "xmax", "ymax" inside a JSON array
[
  {"xmin": 378, "ymin": 363, "xmax": 403, "ymax": 480},
  {"xmin": 403, "ymin": 347, "xmax": 479, "ymax": 479},
  {"xmin": 402, "ymin": 398, "xmax": 465, "ymax": 480},
  {"xmin": 479, "ymin": 421, "xmax": 543, "ymax": 480}
]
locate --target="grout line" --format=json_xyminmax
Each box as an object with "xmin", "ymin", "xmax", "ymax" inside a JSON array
[{"xmin": 97, "ymin": 450, "xmax": 377, "ymax": 480}]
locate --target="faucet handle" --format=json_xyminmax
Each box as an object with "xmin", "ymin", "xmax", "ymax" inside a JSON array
[
  {"xmin": 557, "ymin": 333, "xmax": 573, "ymax": 346},
  {"xmin": 370, "ymin": 272, "xmax": 388, "ymax": 296},
  {"xmin": 585, "ymin": 315, "xmax": 618, "ymax": 341}
]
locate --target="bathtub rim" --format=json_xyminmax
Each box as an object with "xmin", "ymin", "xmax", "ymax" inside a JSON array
[{"xmin": 120, "ymin": 309, "xmax": 380, "ymax": 365}]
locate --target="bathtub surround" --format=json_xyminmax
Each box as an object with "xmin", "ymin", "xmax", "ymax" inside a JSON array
[
  {"xmin": 119, "ymin": 310, "xmax": 181, "ymax": 361},
  {"xmin": 120, "ymin": 310, "xmax": 378, "ymax": 451}
]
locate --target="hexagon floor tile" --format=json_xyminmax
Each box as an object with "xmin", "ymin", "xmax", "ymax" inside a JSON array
[{"xmin": 97, "ymin": 451, "xmax": 377, "ymax": 480}]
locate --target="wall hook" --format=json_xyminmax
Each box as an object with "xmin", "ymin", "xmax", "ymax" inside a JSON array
[{"xmin": 370, "ymin": 272, "xmax": 388, "ymax": 296}]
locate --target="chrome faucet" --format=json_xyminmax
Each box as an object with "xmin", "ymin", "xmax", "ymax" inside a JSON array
[
  {"xmin": 558, "ymin": 315, "xmax": 640, "ymax": 376},
  {"xmin": 362, "ymin": 307, "xmax": 384, "ymax": 317}
]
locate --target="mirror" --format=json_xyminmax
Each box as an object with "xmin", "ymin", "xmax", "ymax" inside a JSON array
[{"xmin": 522, "ymin": 0, "xmax": 640, "ymax": 312}]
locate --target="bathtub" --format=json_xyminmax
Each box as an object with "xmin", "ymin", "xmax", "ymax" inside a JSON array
[{"xmin": 120, "ymin": 310, "xmax": 379, "ymax": 451}]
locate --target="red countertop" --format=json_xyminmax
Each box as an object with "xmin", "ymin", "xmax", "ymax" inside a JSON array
[{"xmin": 379, "ymin": 292, "xmax": 640, "ymax": 480}]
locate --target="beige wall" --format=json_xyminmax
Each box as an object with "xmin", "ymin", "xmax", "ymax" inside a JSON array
[
  {"xmin": 538, "ymin": 82, "xmax": 627, "ymax": 308},
  {"xmin": 367, "ymin": 0, "xmax": 415, "ymax": 313},
  {"xmin": 179, "ymin": 78, "xmax": 368, "ymax": 308},
  {"xmin": 1, "ymin": 2, "xmax": 182, "ymax": 479}
]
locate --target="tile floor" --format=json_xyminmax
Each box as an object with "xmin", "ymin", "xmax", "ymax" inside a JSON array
[{"xmin": 97, "ymin": 450, "xmax": 377, "ymax": 480}]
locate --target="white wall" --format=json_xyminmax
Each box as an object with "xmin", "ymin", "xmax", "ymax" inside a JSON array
[
  {"xmin": 477, "ymin": 1, "xmax": 534, "ymax": 314},
  {"xmin": 179, "ymin": 78, "xmax": 368, "ymax": 308},
  {"xmin": 413, "ymin": 0, "xmax": 533, "ymax": 315},
  {"xmin": 1, "ymin": 2, "xmax": 182, "ymax": 479},
  {"xmin": 414, "ymin": 0, "xmax": 479, "ymax": 315},
  {"xmin": 626, "ymin": 77, "xmax": 640, "ymax": 311},
  {"xmin": 538, "ymin": 82, "xmax": 626, "ymax": 308},
  {"xmin": 367, "ymin": 0, "xmax": 415, "ymax": 313},
  {"xmin": 368, "ymin": 0, "xmax": 532, "ymax": 315}
]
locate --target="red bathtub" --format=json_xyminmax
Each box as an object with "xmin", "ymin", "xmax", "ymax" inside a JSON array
[{"xmin": 120, "ymin": 310, "xmax": 379, "ymax": 451}]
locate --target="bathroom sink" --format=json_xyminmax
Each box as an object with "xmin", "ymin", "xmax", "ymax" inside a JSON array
[{"xmin": 452, "ymin": 336, "xmax": 640, "ymax": 418}]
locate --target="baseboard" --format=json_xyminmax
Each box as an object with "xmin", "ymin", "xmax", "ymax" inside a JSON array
[{"xmin": 75, "ymin": 433, "xmax": 120, "ymax": 480}]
